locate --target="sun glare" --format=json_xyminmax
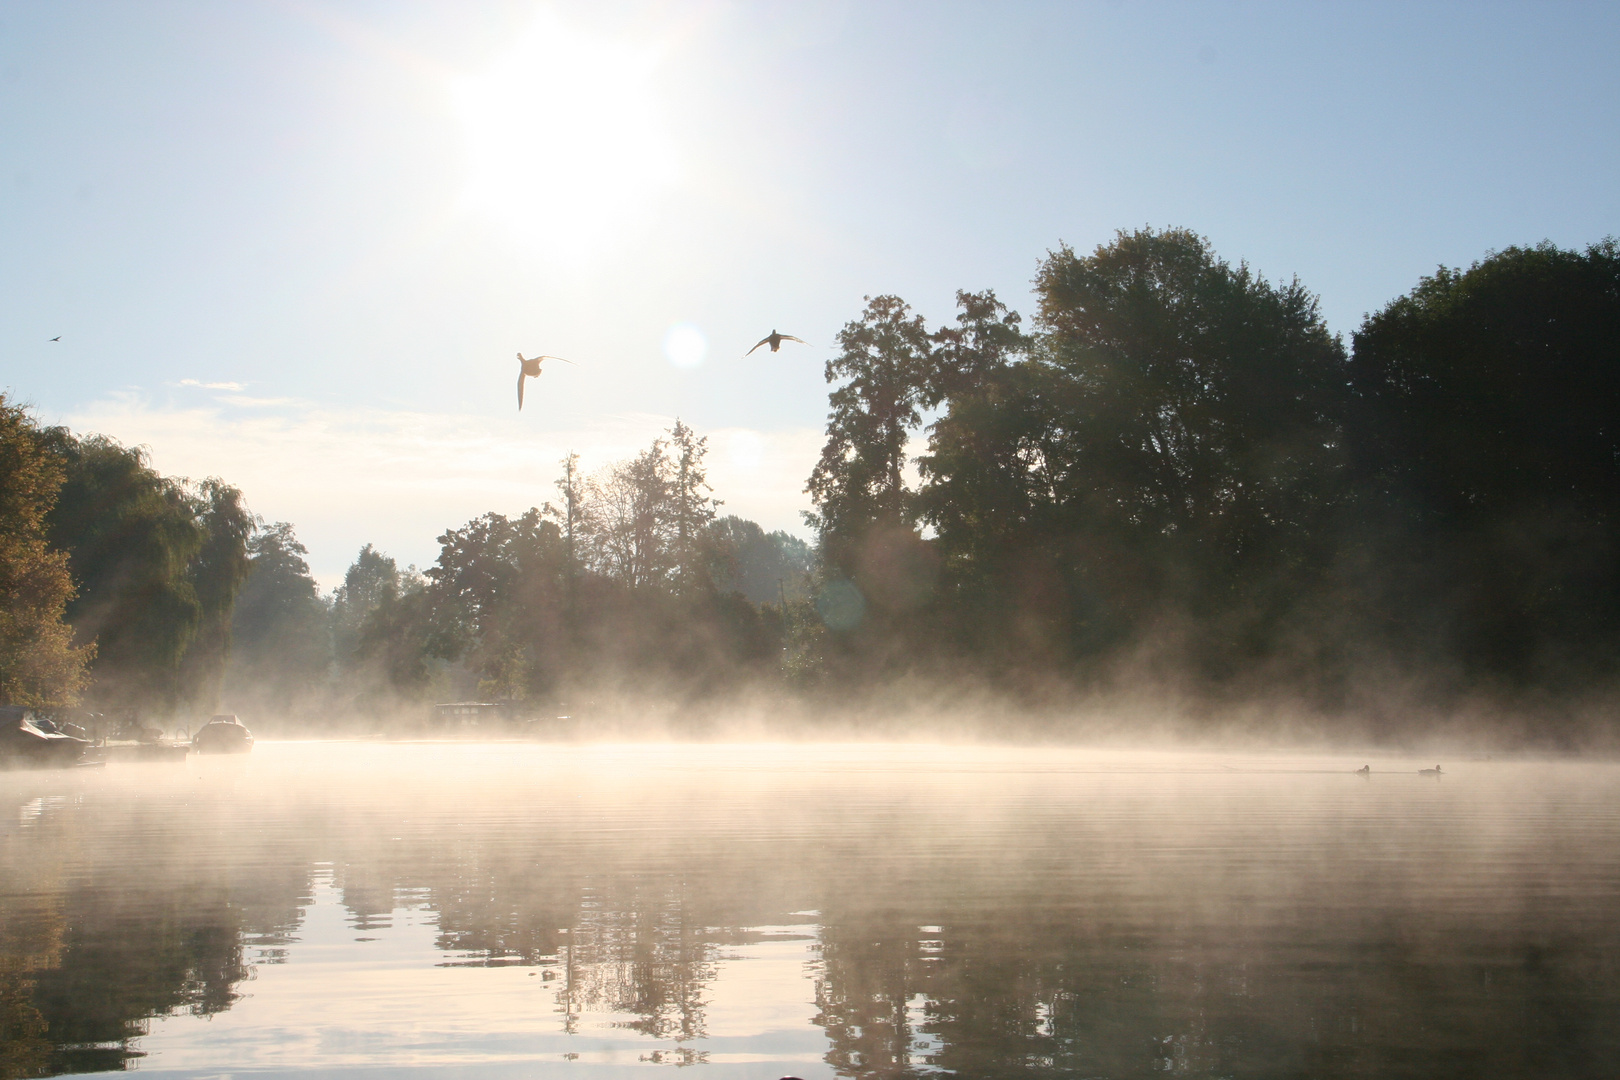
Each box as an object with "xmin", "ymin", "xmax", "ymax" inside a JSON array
[
  {"xmin": 663, "ymin": 322, "xmax": 707, "ymax": 368},
  {"xmin": 451, "ymin": 13, "xmax": 677, "ymax": 258}
]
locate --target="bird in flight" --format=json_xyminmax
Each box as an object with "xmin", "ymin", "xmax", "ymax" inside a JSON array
[
  {"xmin": 49, "ymin": 336, "xmax": 60, "ymax": 342},
  {"xmin": 516, "ymin": 352, "xmax": 575, "ymax": 410},
  {"xmin": 744, "ymin": 330, "xmax": 806, "ymax": 356}
]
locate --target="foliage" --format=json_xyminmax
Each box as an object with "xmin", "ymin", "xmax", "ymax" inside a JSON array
[
  {"xmin": 40, "ymin": 430, "xmax": 252, "ymax": 715},
  {"xmin": 10, "ymin": 232, "xmax": 1620, "ymax": 738},
  {"xmin": 805, "ymin": 229, "xmax": 1349, "ymax": 686},
  {"xmin": 708, "ymin": 516, "xmax": 813, "ymax": 605},
  {"xmin": 1013, "ymin": 228, "xmax": 1350, "ymax": 675},
  {"xmin": 806, "ymin": 295, "xmax": 933, "ymax": 572},
  {"xmin": 411, "ymin": 424, "xmax": 770, "ymax": 706},
  {"xmin": 1346, "ymin": 239, "xmax": 1620, "ymax": 689},
  {"xmin": 0, "ymin": 396, "xmax": 92, "ymax": 706},
  {"xmin": 227, "ymin": 522, "xmax": 330, "ymax": 714},
  {"xmin": 577, "ymin": 420, "xmax": 719, "ymax": 592},
  {"xmin": 176, "ymin": 479, "xmax": 255, "ymax": 711},
  {"xmin": 41, "ymin": 431, "xmax": 205, "ymax": 711},
  {"xmin": 426, "ymin": 508, "xmax": 568, "ymax": 701}
]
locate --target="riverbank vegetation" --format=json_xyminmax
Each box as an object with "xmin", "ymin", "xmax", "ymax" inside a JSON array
[{"xmin": 3, "ymin": 229, "xmax": 1617, "ymax": 745}]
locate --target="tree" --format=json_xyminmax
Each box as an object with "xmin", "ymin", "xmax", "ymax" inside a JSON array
[
  {"xmin": 584, "ymin": 441, "xmax": 672, "ymax": 590},
  {"xmin": 708, "ymin": 516, "xmax": 813, "ymax": 606},
  {"xmin": 1347, "ymin": 239, "xmax": 1620, "ymax": 687},
  {"xmin": 41, "ymin": 429, "xmax": 256, "ymax": 715},
  {"xmin": 1013, "ymin": 228, "xmax": 1350, "ymax": 673},
  {"xmin": 332, "ymin": 544, "xmax": 399, "ymax": 662},
  {"xmin": 40, "ymin": 430, "xmax": 203, "ymax": 712},
  {"xmin": 226, "ymin": 522, "xmax": 330, "ymax": 713},
  {"xmin": 806, "ymin": 295, "xmax": 934, "ymax": 573},
  {"xmin": 580, "ymin": 422, "xmax": 719, "ymax": 593},
  {"xmin": 810, "ymin": 231, "xmax": 1350, "ymax": 682},
  {"xmin": 426, "ymin": 509, "xmax": 568, "ymax": 701},
  {"xmin": 0, "ymin": 396, "xmax": 92, "ymax": 706},
  {"xmin": 1032, "ymin": 227, "xmax": 1347, "ymax": 562},
  {"xmin": 177, "ymin": 479, "xmax": 255, "ymax": 712},
  {"xmin": 914, "ymin": 291, "xmax": 1038, "ymax": 639},
  {"xmin": 553, "ymin": 452, "xmax": 584, "ymax": 585},
  {"xmin": 666, "ymin": 420, "xmax": 719, "ymax": 594},
  {"xmin": 344, "ymin": 554, "xmax": 439, "ymax": 707}
]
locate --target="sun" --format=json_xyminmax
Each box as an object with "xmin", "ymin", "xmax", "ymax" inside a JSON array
[{"xmin": 451, "ymin": 13, "xmax": 677, "ymax": 258}]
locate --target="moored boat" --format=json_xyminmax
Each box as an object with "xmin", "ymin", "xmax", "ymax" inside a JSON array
[
  {"xmin": 193, "ymin": 714, "xmax": 254, "ymax": 754},
  {"xmin": 1, "ymin": 706, "xmax": 95, "ymax": 769}
]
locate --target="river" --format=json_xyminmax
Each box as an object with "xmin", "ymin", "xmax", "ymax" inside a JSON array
[{"xmin": 2, "ymin": 742, "xmax": 1617, "ymax": 1079}]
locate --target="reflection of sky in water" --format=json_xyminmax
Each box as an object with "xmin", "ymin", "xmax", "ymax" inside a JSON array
[
  {"xmin": 6, "ymin": 742, "xmax": 1620, "ymax": 1079},
  {"xmin": 141, "ymin": 875, "xmax": 828, "ymax": 1077}
]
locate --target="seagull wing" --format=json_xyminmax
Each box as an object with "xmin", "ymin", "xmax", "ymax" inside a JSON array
[
  {"xmin": 780, "ymin": 335, "xmax": 807, "ymax": 345},
  {"xmin": 744, "ymin": 337, "xmax": 771, "ymax": 357},
  {"xmin": 538, "ymin": 355, "xmax": 577, "ymax": 365},
  {"xmin": 517, "ymin": 368, "xmax": 526, "ymax": 410}
]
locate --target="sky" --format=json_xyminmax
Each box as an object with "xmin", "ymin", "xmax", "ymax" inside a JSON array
[{"xmin": 2, "ymin": 0, "xmax": 1617, "ymax": 588}]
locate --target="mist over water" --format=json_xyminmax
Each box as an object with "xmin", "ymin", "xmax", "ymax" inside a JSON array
[{"xmin": 4, "ymin": 742, "xmax": 1618, "ymax": 1080}]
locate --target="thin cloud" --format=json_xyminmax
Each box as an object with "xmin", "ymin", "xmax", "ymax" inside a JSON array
[
  {"xmin": 176, "ymin": 378, "xmax": 248, "ymax": 391},
  {"xmin": 63, "ymin": 392, "xmax": 819, "ymax": 580}
]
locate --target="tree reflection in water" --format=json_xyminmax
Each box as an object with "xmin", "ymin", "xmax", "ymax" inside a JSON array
[
  {"xmin": 0, "ymin": 792, "xmax": 304, "ymax": 1077},
  {"xmin": 2, "ymin": 746, "xmax": 1619, "ymax": 1080}
]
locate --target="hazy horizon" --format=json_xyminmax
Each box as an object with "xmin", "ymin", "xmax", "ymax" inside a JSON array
[{"xmin": 5, "ymin": 0, "xmax": 1617, "ymax": 584}]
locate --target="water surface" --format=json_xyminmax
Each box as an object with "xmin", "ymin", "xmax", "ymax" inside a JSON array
[{"xmin": 3, "ymin": 742, "xmax": 1617, "ymax": 1079}]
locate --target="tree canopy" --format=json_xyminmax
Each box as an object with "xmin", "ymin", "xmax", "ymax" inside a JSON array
[
  {"xmin": 1346, "ymin": 240, "xmax": 1620, "ymax": 691},
  {"xmin": 0, "ymin": 396, "xmax": 92, "ymax": 706},
  {"xmin": 9, "ymin": 231, "xmax": 1620, "ymax": 744}
]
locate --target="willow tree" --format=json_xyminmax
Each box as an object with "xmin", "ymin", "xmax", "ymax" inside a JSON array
[
  {"xmin": 42, "ymin": 430, "xmax": 253, "ymax": 715},
  {"xmin": 41, "ymin": 431, "xmax": 203, "ymax": 710},
  {"xmin": 0, "ymin": 396, "xmax": 92, "ymax": 706},
  {"xmin": 178, "ymin": 478, "xmax": 255, "ymax": 712}
]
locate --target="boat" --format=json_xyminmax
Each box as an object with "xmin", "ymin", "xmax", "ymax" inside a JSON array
[
  {"xmin": 1, "ymin": 705, "xmax": 96, "ymax": 769},
  {"xmin": 193, "ymin": 714, "xmax": 254, "ymax": 754}
]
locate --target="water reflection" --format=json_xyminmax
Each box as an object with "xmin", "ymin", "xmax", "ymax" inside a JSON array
[{"xmin": 2, "ymin": 744, "xmax": 1619, "ymax": 1079}]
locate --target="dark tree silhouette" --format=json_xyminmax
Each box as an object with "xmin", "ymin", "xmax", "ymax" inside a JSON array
[{"xmin": 1346, "ymin": 239, "xmax": 1620, "ymax": 697}]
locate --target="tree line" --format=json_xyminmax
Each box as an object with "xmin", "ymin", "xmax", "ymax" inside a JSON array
[
  {"xmin": 0, "ymin": 406, "xmax": 812, "ymax": 726},
  {"xmin": 3, "ymin": 228, "xmax": 1617, "ymax": 741},
  {"xmin": 805, "ymin": 229, "xmax": 1620, "ymax": 739},
  {"xmin": 225, "ymin": 420, "xmax": 813, "ymax": 726}
]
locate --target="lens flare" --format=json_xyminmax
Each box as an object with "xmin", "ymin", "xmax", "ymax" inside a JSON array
[{"xmin": 663, "ymin": 322, "xmax": 707, "ymax": 369}]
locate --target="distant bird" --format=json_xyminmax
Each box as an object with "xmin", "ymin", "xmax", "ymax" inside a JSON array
[
  {"xmin": 49, "ymin": 336, "xmax": 60, "ymax": 342},
  {"xmin": 516, "ymin": 352, "xmax": 575, "ymax": 410},
  {"xmin": 1356, "ymin": 765, "xmax": 1370, "ymax": 775},
  {"xmin": 744, "ymin": 330, "xmax": 806, "ymax": 356},
  {"xmin": 1419, "ymin": 764, "xmax": 1443, "ymax": 775}
]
